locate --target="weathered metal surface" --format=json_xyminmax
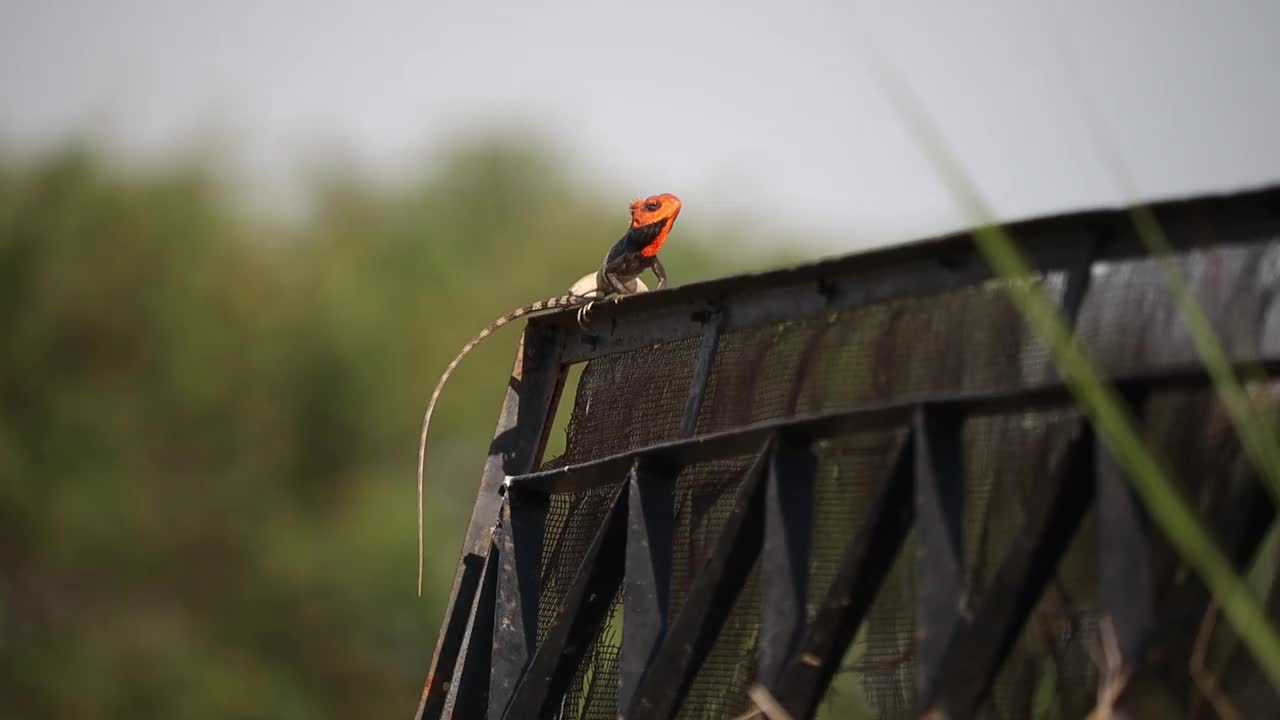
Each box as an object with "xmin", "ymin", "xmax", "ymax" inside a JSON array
[
  {"xmin": 625, "ymin": 440, "xmax": 774, "ymax": 719},
  {"xmin": 618, "ymin": 457, "xmax": 680, "ymax": 713},
  {"xmin": 680, "ymin": 308, "xmax": 725, "ymax": 437},
  {"xmin": 756, "ymin": 432, "xmax": 818, "ymax": 688},
  {"xmin": 488, "ymin": 491, "xmax": 549, "ymax": 718},
  {"xmin": 503, "ymin": 474, "xmax": 631, "ymax": 720},
  {"xmin": 419, "ymin": 323, "xmax": 566, "ymax": 720},
  {"xmin": 416, "ymin": 552, "xmax": 485, "ymax": 720},
  {"xmin": 1097, "ymin": 391, "xmax": 1156, "ymax": 669},
  {"xmin": 449, "ymin": 540, "xmax": 501, "ymax": 718},
  {"xmin": 913, "ymin": 405, "xmax": 968, "ymax": 711},
  {"xmin": 773, "ymin": 431, "xmax": 916, "ymax": 718},
  {"xmin": 505, "ymin": 358, "xmax": 1280, "ymax": 497},
  {"xmin": 923, "ymin": 427, "xmax": 1096, "ymax": 719}
]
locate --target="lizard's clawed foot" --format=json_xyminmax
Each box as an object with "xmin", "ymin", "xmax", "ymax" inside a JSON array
[
  {"xmin": 575, "ymin": 293, "xmax": 624, "ymax": 332},
  {"xmin": 576, "ymin": 301, "xmax": 596, "ymax": 331}
]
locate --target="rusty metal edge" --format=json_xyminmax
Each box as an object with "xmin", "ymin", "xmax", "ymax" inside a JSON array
[{"xmin": 418, "ymin": 323, "xmax": 567, "ymax": 720}]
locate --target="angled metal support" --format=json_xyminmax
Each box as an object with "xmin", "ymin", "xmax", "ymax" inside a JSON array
[
  {"xmin": 416, "ymin": 552, "xmax": 485, "ymax": 720},
  {"xmin": 1059, "ymin": 234, "xmax": 1097, "ymax": 332},
  {"xmin": 1105, "ymin": 398, "xmax": 1277, "ymax": 711},
  {"xmin": 680, "ymin": 307, "xmax": 725, "ymax": 437},
  {"xmin": 772, "ymin": 429, "xmax": 916, "ymax": 719},
  {"xmin": 625, "ymin": 438, "xmax": 775, "ymax": 719},
  {"xmin": 488, "ymin": 491, "xmax": 549, "ymax": 718},
  {"xmin": 449, "ymin": 539, "xmax": 501, "ymax": 718},
  {"xmin": 419, "ymin": 323, "xmax": 566, "ymax": 720},
  {"xmin": 756, "ymin": 431, "xmax": 818, "ymax": 688},
  {"xmin": 618, "ymin": 457, "xmax": 681, "ymax": 712},
  {"xmin": 503, "ymin": 473, "xmax": 631, "ymax": 720},
  {"xmin": 923, "ymin": 426, "xmax": 1096, "ymax": 719},
  {"xmin": 914, "ymin": 404, "xmax": 968, "ymax": 710},
  {"xmin": 1097, "ymin": 393, "xmax": 1155, "ymax": 669}
]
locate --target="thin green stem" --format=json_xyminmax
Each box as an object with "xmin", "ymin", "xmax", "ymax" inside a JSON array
[
  {"xmin": 841, "ymin": 1, "xmax": 1280, "ymax": 687},
  {"xmin": 1046, "ymin": 14, "xmax": 1280, "ymax": 507},
  {"xmin": 976, "ymin": 225, "xmax": 1280, "ymax": 687}
]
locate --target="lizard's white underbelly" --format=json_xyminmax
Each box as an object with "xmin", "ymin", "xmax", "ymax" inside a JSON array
[{"xmin": 567, "ymin": 272, "xmax": 649, "ymax": 298}]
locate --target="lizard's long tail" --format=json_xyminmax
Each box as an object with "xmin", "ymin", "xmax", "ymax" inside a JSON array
[{"xmin": 417, "ymin": 292, "xmax": 591, "ymax": 595}]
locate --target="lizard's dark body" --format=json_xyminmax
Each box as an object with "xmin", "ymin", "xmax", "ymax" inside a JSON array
[{"xmin": 598, "ymin": 217, "xmax": 670, "ymax": 293}]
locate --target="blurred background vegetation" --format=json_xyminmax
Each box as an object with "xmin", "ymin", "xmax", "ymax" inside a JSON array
[{"xmin": 0, "ymin": 139, "xmax": 796, "ymax": 718}]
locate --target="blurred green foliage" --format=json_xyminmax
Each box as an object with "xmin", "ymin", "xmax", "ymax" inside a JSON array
[{"xmin": 0, "ymin": 141, "xmax": 791, "ymax": 718}]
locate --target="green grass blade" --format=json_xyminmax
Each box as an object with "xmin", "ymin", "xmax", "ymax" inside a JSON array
[
  {"xmin": 841, "ymin": 2, "xmax": 1280, "ymax": 687},
  {"xmin": 1045, "ymin": 14, "xmax": 1280, "ymax": 508}
]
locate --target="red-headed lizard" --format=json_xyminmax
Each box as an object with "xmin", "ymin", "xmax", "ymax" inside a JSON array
[{"xmin": 416, "ymin": 193, "xmax": 683, "ymax": 594}]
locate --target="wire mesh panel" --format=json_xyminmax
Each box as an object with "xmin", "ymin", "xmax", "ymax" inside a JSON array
[
  {"xmin": 551, "ymin": 334, "xmax": 703, "ymax": 467},
  {"xmin": 537, "ymin": 455, "xmax": 761, "ymax": 719},
  {"xmin": 962, "ymin": 409, "xmax": 1098, "ymax": 720},
  {"xmin": 691, "ymin": 279, "xmax": 1064, "ymax": 436},
  {"xmin": 538, "ymin": 484, "xmax": 621, "ymax": 644}
]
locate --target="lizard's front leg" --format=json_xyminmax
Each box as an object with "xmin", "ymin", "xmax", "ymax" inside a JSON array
[
  {"xmin": 651, "ymin": 257, "xmax": 668, "ymax": 290},
  {"xmin": 603, "ymin": 271, "xmax": 632, "ymax": 301}
]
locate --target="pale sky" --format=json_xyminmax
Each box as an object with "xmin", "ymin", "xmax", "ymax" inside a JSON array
[{"xmin": 3, "ymin": 1, "xmax": 1279, "ymax": 252}]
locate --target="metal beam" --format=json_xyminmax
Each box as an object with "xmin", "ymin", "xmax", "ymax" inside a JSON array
[
  {"xmin": 923, "ymin": 427, "xmax": 1096, "ymax": 719},
  {"xmin": 505, "ymin": 358, "xmax": 1280, "ymax": 497},
  {"xmin": 415, "ymin": 552, "xmax": 485, "ymax": 720},
  {"xmin": 679, "ymin": 308, "xmax": 725, "ymax": 437},
  {"xmin": 503, "ymin": 474, "xmax": 631, "ymax": 720},
  {"xmin": 488, "ymin": 491, "xmax": 549, "ymax": 718},
  {"xmin": 449, "ymin": 539, "xmax": 501, "ymax": 718},
  {"xmin": 625, "ymin": 439, "xmax": 774, "ymax": 719},
  {"xmin": 618, "ymin": 457, "xmax": 681, "ymax": 712},
  {"xmin": 756, "ymin": 432, "xmax": 818, "ymax": 688},
  {"xmin": 1097, "ymin": 392, "xmax": 1155, "ymax": 668},
  {"xmin": 419, "ymin": 323, "xmax": 567, "ymax": 720},
  {"xmin": 913, "ymin": 404, "xmax": 968, "ymax": 710},
  {"xmin": 772, "ymin": 430, "xmax": 916, "ymax": 719}
]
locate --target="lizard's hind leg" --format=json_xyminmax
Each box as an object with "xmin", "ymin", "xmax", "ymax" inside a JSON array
[
  {"xmin": 575, "ymin": 293, "xmax": 630, "ymax": 331},
  {"xmin": 576, "ymin": 301, "xmax": 595, "ymax": 331},
  {"xmin": 575, "ymin": 294, "xmax": 618, "ymax": 331},
  {"xmin": 568, "ymin": 288, "xmax": 605, "ymax": 332}
]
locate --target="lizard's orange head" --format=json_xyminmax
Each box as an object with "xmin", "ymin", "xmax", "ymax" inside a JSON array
[
  {"xmin": 629, "ymin": 193, "xmax": 682, "ymax": 228},
  {"xmin": 628, "ymin": 193, "xmax": 682, "ymax": 257}
]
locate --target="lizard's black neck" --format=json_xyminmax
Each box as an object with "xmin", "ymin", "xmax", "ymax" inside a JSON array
[
  {"xmin": 594, "ymin": 220, "xmax": 666, "ymax": 293},
  {"xmin": 604, "ymin": 220, "xmax": 666, "ymax": 266}
]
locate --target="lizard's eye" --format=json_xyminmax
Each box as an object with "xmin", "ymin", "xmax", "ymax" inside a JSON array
[{"xmin": 644, "ymin": 199, "xmax": 661, "ymax": 212}]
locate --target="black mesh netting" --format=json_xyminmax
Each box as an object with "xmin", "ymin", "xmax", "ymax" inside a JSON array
[
  {"xmin": 528, "ymin": 244, "xmax": 1280, "ymax": 719},
  {"xmin": 535, "ymin": 455, "xmax": 759, "ymax": 719}
]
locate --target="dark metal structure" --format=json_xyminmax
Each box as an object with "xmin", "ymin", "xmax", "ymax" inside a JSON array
[{"xmin": 415, "ymin": 185, "xmax": 1280, "ymax": 719}]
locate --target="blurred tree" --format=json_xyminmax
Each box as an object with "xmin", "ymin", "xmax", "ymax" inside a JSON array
[{"xmin": 0, "ymin": 141, "xmax": 791, "ymax": 718}]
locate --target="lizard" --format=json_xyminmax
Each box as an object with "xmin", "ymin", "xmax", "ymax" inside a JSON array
[{"xmin": 416, "ymin": 192, "xmax": 683, "ymax": 594}]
